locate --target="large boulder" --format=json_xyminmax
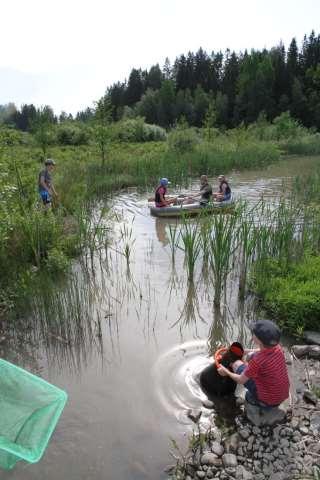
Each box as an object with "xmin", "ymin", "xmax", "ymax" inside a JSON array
[
  {"xmin": 303, "ymin": 331, "xmax": 320, "ymax": 345},
  {"xmin": 245, "ymin": 400, "xmax": 287, "ymax": 426},
  {"xmin": 291, "ymin": 345, "xmax": 320, "ymax": 359}
]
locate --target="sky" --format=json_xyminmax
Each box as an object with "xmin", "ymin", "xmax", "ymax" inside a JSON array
[{"xmin": 0, "ymin": 0, "xmax": 319, "ymax": 115}]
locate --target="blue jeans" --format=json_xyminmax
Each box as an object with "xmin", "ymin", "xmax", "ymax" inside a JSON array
[
  {"xmin": 39, "ymin": 189, "xmax": 51, "ymax": 204},
  {"xmin": 236, "ymin": 364, "xmax": 278, "ymax": 410}
]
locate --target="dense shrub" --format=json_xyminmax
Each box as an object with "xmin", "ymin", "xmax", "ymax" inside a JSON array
[
  {"xmin": 167, "ymin": 127, "xmax": 200, "ymax": 154},
  {"xmin": 110, "ymin": 118, "xmax": 166, "ymax": 142},
  {"xmin": 280, "ymin": 133, "xmax": 320, "ymax": 155},
  {"xmin": 56, "ymin": 123, "xmax": 90, "ymax": 145}
]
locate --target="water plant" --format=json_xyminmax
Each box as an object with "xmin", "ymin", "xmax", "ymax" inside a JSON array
[{"xmin": 178, "ymin": 216, "xmax": 202, "ymax": 282}]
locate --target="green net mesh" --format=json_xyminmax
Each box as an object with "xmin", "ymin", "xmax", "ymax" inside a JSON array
[{"xmin": 0, "ymin": 359, "xmax": 67, "ymax": 470}]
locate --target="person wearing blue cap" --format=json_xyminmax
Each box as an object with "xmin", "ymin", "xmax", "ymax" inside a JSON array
[
  {"xmin": 217, "ymin": 319, "xmax": 290, "ymax": 408},
  {"xmin": 154, "ymin": 178, "xmax": 177, "ymax": 208}
]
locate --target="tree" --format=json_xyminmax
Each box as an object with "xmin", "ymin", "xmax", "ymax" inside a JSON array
[
  {"xmin": 125, "ymin": 69, "xmax": 144, "ymax": 106},
  {"xmin": 158, "ymin": 80, "xmax": 176, "ymax": 127},
  {"xmin": 215, "ymin": 92, "xmax": 229, "ymax": 127},
  {"xmin": 203, "ymin": 101, "xmax": 217, "ymax": 141},
  {"xmin": 136, "ymin": 88, "xmax": 159, "ymax": 124},
  {"xmin": 193, "ymin": 85, "xmax": 209, "ymax": 126},
  {"xmin": 162, "ymin": 57, "xmax": 172, "ymax": 80},
  {"xmin": 290, "ymin": 77, "xmax": 308, "ymax": 124},
  {"xmin": 32, "ymin": 107, "xmax": 55, "ymax": 159},
  {"xmin": 146, "ymin": 64, "xmax": 163, "ymax": 90},
  {"xmin": 92, "ymin": 97, "xmax": 113, "ymax": 167}
]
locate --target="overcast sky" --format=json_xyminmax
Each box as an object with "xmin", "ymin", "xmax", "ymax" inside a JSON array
[{"xmin": 0, "ymin": 0, "xmax": 319, "ymax": 115}]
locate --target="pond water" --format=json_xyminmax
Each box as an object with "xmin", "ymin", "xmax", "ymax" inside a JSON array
[{"xmin": 2, "ymin": 155, "xmax": 319, "ymax": 480}]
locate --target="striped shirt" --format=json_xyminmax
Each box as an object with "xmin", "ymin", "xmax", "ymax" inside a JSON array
[{"xmin": 244, "ymin": 345, "xmax": 290, "ymax": 405}]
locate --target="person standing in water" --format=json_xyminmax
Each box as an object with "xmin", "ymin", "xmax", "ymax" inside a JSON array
[
  {"xmin": 213, "ymin": 175, "xmax": 231, "ymax": 201},
  {"xmin": 154, "ymin": 178, "xmax": 177, "ymax": 207},
  {"xmin": 38, "ymin": 158, "xmax": 58, "ymax": 208}
]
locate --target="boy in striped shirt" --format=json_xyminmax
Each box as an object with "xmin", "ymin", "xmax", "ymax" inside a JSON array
[{"xmin": 217, "ymin": 320, "xmax": 290, "ymax": 408}]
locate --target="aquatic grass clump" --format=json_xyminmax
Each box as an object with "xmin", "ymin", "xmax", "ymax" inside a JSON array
[
  {"xmin": 206, "ymin": 212, "xmax": 239, "ymax": 306},
  {"xmin": 179, "ymin": 216, "xmax": 202, "ymax": 281},
  {"xmin": 119, "ymin": 217, "xmax": 136, "ymax": 265}
]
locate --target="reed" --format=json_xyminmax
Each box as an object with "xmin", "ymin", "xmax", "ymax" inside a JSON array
[
  {"xmin": 206, "ymin": 212, "xmax": 239, "ymax": 307},
  {"xmin": 179, "ymin": 216, "xmax": 202, "ymax": 282}
]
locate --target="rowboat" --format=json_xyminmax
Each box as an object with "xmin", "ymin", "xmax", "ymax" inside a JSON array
[{"xmin": 149, "ymin": 197, "xmax": 235, "ymax": 218}]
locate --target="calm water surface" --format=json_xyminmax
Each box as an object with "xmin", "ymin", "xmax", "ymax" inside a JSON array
[{"xmin": 2, "ymin": 155, "xmax": 319, "ymax": 480}]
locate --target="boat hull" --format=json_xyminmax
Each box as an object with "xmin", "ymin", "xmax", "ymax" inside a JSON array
[{"xmin": 149, "ymin": 199, "xmax": 235, "ymax": 218}]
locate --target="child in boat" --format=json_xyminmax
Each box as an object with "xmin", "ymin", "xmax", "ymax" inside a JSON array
[
  {"xmin": 213, "ymin": 175, "xmax": 232, "ymax": 202},
  {"xmin": 154, "ymin": 178, "xmax": 177, "ymax": 207},
  {"xmin": 183, "ymin": 175, "xmax": 213, "ymax": 205},
  {"xmin": 217, "ymin": 319, "xmax": 290, "ymax": 408}
]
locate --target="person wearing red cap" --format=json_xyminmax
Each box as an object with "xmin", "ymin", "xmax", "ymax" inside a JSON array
[{"xmin": 217, "ymin": 320, "xmax": 290, "ymax": 408}]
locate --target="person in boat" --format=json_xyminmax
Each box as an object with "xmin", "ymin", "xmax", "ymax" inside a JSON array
[
  {"xmin": 183, "ymin": 175, "xmax": 213, "ymax": 206},
  {"xmin": 154, "ymin": 178, "xmax": 177, "ymax": 208},
  {"xmin": 217, "ymin": 319, "xmax": 290, "ymax": 408},
  {"xmin": 38, "ymin": 158, "xmax": 58, "ymax": 208},
  {"xmin": 213, "ymin": 175, "xmax": 231, "ymax": 202}
]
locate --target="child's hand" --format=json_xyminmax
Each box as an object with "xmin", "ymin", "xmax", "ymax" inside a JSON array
[{"xmin": 217, "ymin": 365, "xmax": 229, "ymax": 377}]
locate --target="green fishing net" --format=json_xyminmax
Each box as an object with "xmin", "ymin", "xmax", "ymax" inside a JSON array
[{"xmin": 0, "ymin": 359, "xmax": 67, "ymax": 470}]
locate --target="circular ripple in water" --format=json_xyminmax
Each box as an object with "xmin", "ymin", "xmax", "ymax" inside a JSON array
[{"xmin": 152, "ymin": 340, "xmax": 214, "ymax": 425}]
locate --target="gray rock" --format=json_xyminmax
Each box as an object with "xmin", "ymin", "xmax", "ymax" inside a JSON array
[
  {"xmin": 245, "ymin": 400, "xmax": 287, "ymax": 426},
  {"xmin": 202, "ymin": 399, "xmax": 214, "ymax": 409},
  {"xmin": 196, "ymin": 471, "xmax": 206, "ymax": 479},
  {"xmin": 224, "ymin": 433, "xmax": 239, "ymax": 453},
  {"xmin": 262, "ymin": 464, "xmax": 273, "ymax": 476},
  {"xmin": 239, "ymin": 429, "xmax": 250, "ymax": 440},
  {"xmin": 201, "ymin": 452, "xmax": 220, "ymax": 466},
  {"xmin": 292, "ymin": 344, "xmax": 320, "ymax": 359},
  {"xmin": 211, "ymin": 442, "xmax": 224, "ymax": 457},
  {"xmin": 303, "ymin": 389, "xmax": 318, "ymax": 405},
  {"xmin": 291, "ymin": 418, "xmax": 300, "ymax": 429},
  {"xmin": 252, "ymin": 426, "xmax": 261, "ymax": 435},
  {"xmin": 299, "ymin": 425, "xmax": 309, "ymax": 435},
  {"xmin": 222, "ymin": 453, "xmax": 238, "ymax": 468},
  {"xmin": 187, "ymin": 409, "xmax": 202, "ymax": 423},
  {"xmin": 303, "ymin": 331, "xmax": 320, "ymax": 345},
  {"xmin": 280, "ymin": 438, "xmax": 290, "ymax": 448},
  {"xmin": 206, "ymin": 469, "xmax": 214, "ymax": 479},
  {"xmin": 242, "ymin": 468, "xmax": 253, "ymax": 480},
  {"xmin": 255, "ymin": 475, "xmax": 265, "ymax": 480},
  {"xmin": 269, "ymin": 473, "xmax": 285, "ymax": 480}
]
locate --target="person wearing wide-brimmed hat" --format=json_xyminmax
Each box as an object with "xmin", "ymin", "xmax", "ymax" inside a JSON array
[{"xmin": 217, "ymin": 319, "xmax": 290, "ymax": 408}]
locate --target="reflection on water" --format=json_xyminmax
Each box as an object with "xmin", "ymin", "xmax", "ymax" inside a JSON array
[{"xmin": 2, "ymin": 155, "xmax": 319, "ymax": 480}]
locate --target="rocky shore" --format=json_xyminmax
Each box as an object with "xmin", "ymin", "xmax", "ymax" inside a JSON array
[{"xmin": 167, "ymin": 345, "xmax": 320, "ymax": 480}]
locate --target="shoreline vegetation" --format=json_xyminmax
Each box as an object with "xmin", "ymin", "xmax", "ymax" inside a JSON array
[{"xmin": 1, "ymin": 113, "xmax": 320, "ymax": 335}]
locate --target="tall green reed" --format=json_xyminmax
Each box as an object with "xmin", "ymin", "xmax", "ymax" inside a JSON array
[{"xmin": 179, "ymin": 216, "xmax": 202, "ymax": 282}]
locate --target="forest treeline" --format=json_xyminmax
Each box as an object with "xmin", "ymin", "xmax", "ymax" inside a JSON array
[{"xmin": 1, "ymin": 31, "xmax": 320, "ymax": 131}]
